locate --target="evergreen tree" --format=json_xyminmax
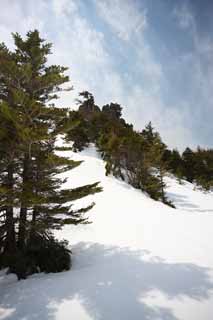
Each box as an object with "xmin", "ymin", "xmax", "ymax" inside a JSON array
[
  {"xmin": 0, "ymin": 30, "xmax": 101, "ymax": 278},
  {"xmin": 0, "ymin": 42, "xmax": 22, "ymax": 261},
  {"xmin": 66, "ymin": 111, "xmax": 90, "ymax": 151},
  {"xmin": 182, "ymin": 147, "xmax": 196, "ymax": 182},
  {"xmin": 66, "ymin": 102, "xmax": 173, "ymax": 203},
  {"xmin": 141, "ymin": 121, "xmax": 160, "ymax": 146},
  {"xmin": 165, "ymin": 149, "xmax": 184, "ymax": 181},
  {"xmin": 102, "ymin": 103, "xmax": 122, "ymax": 120},
  {"xmin": 78, "ymin": 91, "xmax": 100, "ymax": 121}
]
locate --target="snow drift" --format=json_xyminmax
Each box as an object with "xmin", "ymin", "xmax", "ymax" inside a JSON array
[{"xmin": 1, "ymin": 145, "xmax": 213, "ymax": 320}]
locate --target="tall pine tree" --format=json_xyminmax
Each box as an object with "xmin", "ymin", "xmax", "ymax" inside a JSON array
[{"xmin": 0, "ymin": 30, "xmax": 101, "ymax": 278}]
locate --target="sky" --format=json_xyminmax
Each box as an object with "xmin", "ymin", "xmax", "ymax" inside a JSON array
[{"xmin": 0, "ymin": 0, "xmax": 213, "ymax": 150}]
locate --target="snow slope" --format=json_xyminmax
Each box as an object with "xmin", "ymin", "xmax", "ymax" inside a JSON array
[{"xmin": 1, "ymin": 145, "xmax": 213, "ymax": 320}]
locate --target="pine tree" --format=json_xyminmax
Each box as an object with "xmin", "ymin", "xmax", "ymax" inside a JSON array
[
  {"xmin": 182, "ymin": 147, "xmax": 196, "ymax": 182},
  {"xmin": 66, "ymin": 111, "xmax": 90, "ymax": 151},
  {"xmin": 0, "ymin": 30, "xmax": 102, "ymax": 277},
  {"xmin": 77, "ymin": 91, "xmax": 100, "ymax": 121},
  {"xmin": 102, "ymin": 103, "xmax": 122, "ymax": 120},
  {"xmin": 0, "ymin": 43, "xmax": 22, "ymax": 261}
]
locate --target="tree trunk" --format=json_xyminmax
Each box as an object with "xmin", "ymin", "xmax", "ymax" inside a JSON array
[
  {"xmin": 160, "ymin": 167, "xmax": 165, "ymax": 202},
  {"xmin": 4, "ymin": 163, "xmax": 16, "ymax": 255},
  {"xmin": 29, "ymin": 206, "xmax": 38, "ymax": 242},
  {"xmin": 18, "ymin": 155, "xmax": 30, "ymax": 249}
]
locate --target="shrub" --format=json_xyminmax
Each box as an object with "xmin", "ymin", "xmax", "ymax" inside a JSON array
[{"xmin": 9, "ymin": 235, "xmax": 71, "ymax": 280}]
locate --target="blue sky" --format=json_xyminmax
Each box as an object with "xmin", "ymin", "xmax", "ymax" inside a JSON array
[{"xmin": 0, "ymin": 0, "xmax": 212, "ymax": 150}]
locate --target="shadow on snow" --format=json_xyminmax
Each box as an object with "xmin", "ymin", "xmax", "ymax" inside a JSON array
[
  {"xmin": 1, "ymin": 242, "xmax": 213, "ymax": 320},
  {"xmin": 167, "ymin": 192, "xmax": 213, "ymax": 213}
]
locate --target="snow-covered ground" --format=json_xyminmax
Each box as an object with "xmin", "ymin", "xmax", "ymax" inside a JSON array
[{"xmin": 1, "ymin": 145, "xmax": 213, "ymax": 320}]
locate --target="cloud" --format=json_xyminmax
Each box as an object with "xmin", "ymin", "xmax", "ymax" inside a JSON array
[
  {"xmin": 52, "ymin": 0, "xmax": 77, "ymax": 16},
  {"xmin": 119, "ymin": 85, "xmax": 194, "ymax": 150},
  {"xmin": 95, "ymin": 0, "xmax": 147, "ymax": 41},
  {"xmin": 0, "ymin": 0, "xmax": 193, "ymax": 149},
  {"xmin": 0, "ymin": 0, "xmax": 123, "ymax": 107},
  {"xmin": 49, "ymin": 3, "xmax": 125, "ymax": 107},
  {"xmin": 93, "ymin": 0, "xmax": 195, "ymax": 149},
  {"xmin": 172, "ymin": 2, "xmax": 213, "ymax": 147},
  {"xmin": 173, "ymin": 3, "xmax": 194, "ymax": 30},
  {"xmin": 0, "ymin": 0, "xmax": 212, "ymax": 150},
  {"xmin": 0, "ymin": 0, "xmax": 46, "ymax": 47}
]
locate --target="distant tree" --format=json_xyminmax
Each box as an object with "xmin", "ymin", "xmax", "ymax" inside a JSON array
[
  {"xmin": 66, "ymin": 111, "xmax": 90, "ymax": 151},
  {"xmin": 182, "ymin": 147, "xmax": 196, "ymax": 182},
  {"xmin": 193, "ymin": 147, "xmax": 213, "ymax": 190},
  {"xmin": 67, "ymin": 102, "xmax": 174, "ymax": 203},
  {"xmin": 77, "ymin": 91, "xmax": 100, "ymax": 121},
  {"xmin": 140, "ymin": 122, "xmax": 160, "ymax": 146},
  {"xmin": 102, "ymin": 103, "xmax": 122, "ymax": 120},
  {"xmin": 163, "ymin": 149, "xmax": 184, "ymax": 182}
]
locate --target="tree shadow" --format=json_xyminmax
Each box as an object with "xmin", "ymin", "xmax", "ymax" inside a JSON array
[
  {"xmin": 166, "ymin": 192, "xmax": 213, "ymax": 213},
  {"xmin": 1, "ymin": 242, "xmax": 213, "ymax": 320},
  {"xmin": 167, "ymin": 192, "xmax": 199, "ymax": 210}
]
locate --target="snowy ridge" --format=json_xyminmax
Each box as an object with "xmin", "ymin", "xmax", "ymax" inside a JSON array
[{"xmin": 1, "ymin": 145, "xmax": 213, "ymax": 320}]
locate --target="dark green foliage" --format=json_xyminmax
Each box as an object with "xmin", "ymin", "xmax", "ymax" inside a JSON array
[
  {"xmin": 163, "ymin": 149, "xmax": 184, "ymax": 180},
  {"xmin": 165, "ymin": 146, "xmax": 213, "ymax": 191},
  {"xmin": 140, "ymin": 123, "xmax": 172, "ymax": 204},
  {"xmin": 7, "ymin": 251, "xmax": 33, "ymax": 280},
  {"xmin": 9, "ymin": 235, "xmax": 71, "ymax": 280},
  {"xmin": 33, "ymin": 237, "xmax": 71, "ymax": 273},
  {"xmin": 182, "ymin": 147, "xmax": 196, "ymax": 182},
  {"xmin": 0, "ymin": 31, "xmax": 101, "ymax": 278},
  {"xmin": 55, "ymin": 146, "xmax": 73, "ymax": 151},
  {"xmin": 67, "ymin": 90, "xmax": 213, "ymax": 202},
  {"xmin": 188, "ymin": 148, "xmax": 213, "ymax": 190},
  {"xmin": 67, "ymin": 88, "xmax": 213, "ymax": 200},
  {"xmin": 78, "ymin": 91, "xmax": 101, "ymax": 121},
  {"xmin": 102, "ymin": 103, "xmax": 122, "ymax": 120},
  {"xmin": 66, "ymin": 98, "xmax": 171, "ymax": 204},
  {"xmin": 66, "ymin": 111, "xmax": 90, "ymax": 151}
]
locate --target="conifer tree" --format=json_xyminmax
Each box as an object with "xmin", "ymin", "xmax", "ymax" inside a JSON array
[
  {"xmin": 78, "ymin": 91, "xmax": 100, "ymax": 120},
  {"xmin": 182, "ymin": 147, "xmax": 195, "ymax": 182},
  {"xmin": 102, "ymin": 103, "xmax": 122, "ymax": 120},
  {"xmin": 66, "ymin": 111, "xmax": 90, "ymax": 151},
  {"xmin": 0, "ymin": 30, "xmax": 101, "ymax": 277},
  {"xmin": 0, "ymin": 43, "xmax": 22, "ymax": 260}
]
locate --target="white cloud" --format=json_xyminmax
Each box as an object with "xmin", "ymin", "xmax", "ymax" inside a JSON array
[
  {"xmin": 173, "ymin": 3, "xmax": 213, "ymax": 145},
  {"xmin": 0, "ymin": 0, "xmax": 211, "ymax": 150},
  {"xmin": 0, "ymin": 0, "xmax": 191, "ymax": 149},
  {"xmin": 173, "ymin": 4, "xmax": 194, "ymax": 30},
  {"xmin": 95, "ymin": 0, "xmax": 147, "ymax": 41},
  {"xmin": 48, "ymin": 3, "xmax": 124, "ymax": 107},
  {"xmin": 121, "ymin": 85, "xmax": 194, "ymax": 150},
  {"xmin": 52, "ymin": 0, "xmax": 77, "ymax": 17},
  {"xmin": 0, "ymin": 0, "xmax": 121, "ymax": 107},
  {"xmin": 0, "ymin": 0, "xmax": 46, "ymax": 47}
]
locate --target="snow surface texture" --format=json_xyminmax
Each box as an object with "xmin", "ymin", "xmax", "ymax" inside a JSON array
[{"xmin": 1, "ymin": 144, "xmax": 213, "ymax": 320}]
